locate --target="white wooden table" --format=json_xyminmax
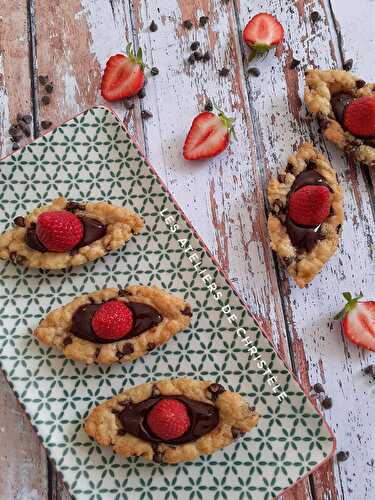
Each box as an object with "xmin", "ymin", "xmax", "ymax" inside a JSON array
[{"xmin": 0, "ymin": 1, "xmax": 374, "ymax": 499}]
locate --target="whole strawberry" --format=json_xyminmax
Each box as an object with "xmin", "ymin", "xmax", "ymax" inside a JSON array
[
  {"xmin": 92, "ymin": 300, "xmax": 134, "ymax": 341},
  {"xmin": 343, "ymin": 96, "xmax": 375, "ymax": 137},
  {"xmin": 147, "ymin": 398, "xmax": 190, "ymax": 440},
  {"xmin": 243, "ymin": 13, "xmax": 284, "ymax": 61},
  {"xmin": 335, "ymin": 293, "xmax": 375, "ymax": 352},
  {"xmin": 101, "ymin": 43, "xmax": 145, "ymax": 101},
  {"xmin": 36, "ymin": 211, "xmax": 83, "ymax": 252},
  {"xmin": 288, "ymin": 185, "xmax": 331, "ymax": 227}
]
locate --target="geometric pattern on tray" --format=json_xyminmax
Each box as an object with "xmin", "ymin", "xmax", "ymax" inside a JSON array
[{"xmin": 0, "ymin": 107, "xmax": 334, "ymax": 499}]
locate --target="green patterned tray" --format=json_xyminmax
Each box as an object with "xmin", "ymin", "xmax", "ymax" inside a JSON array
[{"xmin": 0, "ymin": 106, "xmax": 334, "ymax": 500}]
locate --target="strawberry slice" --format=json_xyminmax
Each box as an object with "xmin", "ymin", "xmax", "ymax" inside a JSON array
[
  {"xmin": 183, "ymin": 109, "xmax": 235, "ymax": 160},
  {"xmin": 343, "ymin": 96, "xmax": 375, "ymax": 137},
  {"xmin": 101, "ymin": 43, "xmax": 145, "ymax": 101},
  {"xmin": 288, "ymin": 185, "xmax": 331, "ymax": 227},
  {"xmin": 243, "ymin": 13, "xmax": 284, "ymax": 59},
  {"xmin": 335, "ymin": 293, "xmax": 375, "ymax": 352}
]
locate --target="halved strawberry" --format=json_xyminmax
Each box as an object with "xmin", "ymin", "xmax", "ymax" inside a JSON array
[
  {"xmin": 343, "ymin": 96, "xmax": 375, "ymax": 137},
  {"xmin": 335, "ymin": 293, "xmax": 375, "ymax": 352},
  {"xmin": 243, "ymin": 13, "xmax": 284, "ymax": 60},
  {"xmin": 183, "ymin": 109, "xmax": 235, "ymax": 160},
  {"xmin": 101, "ymin": 43, "xmax": 145, "ymax": 101},
  {"xmin": 288, "ymin": 185, "xmax": 331, "ymax": 227}
]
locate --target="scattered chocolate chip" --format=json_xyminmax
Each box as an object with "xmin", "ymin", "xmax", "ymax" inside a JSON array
[
  {"xmin": 151, "ymin": 66, "xmax": 159, "ymax": 76},
  {"xmin": 190, "ymin": 41, "xmax": 200, "ymax": 51},
  {"xmin": 12, "ymin": 143, "xmax": 20, "ymax": 151},
  {"xmin": 149, "ymin": 20, "xmax": 158, "ymax": 32},
  {"xmin": 45, "ymin": 83, "xmax": 54, "ymax": 94},
  {"xmin": 38, "ymin": 75, "xmax": 48, "ymax": 85},
  {"xmin": 306, "ymin": 160, "xmax": 316, "ymax": 170},
  {"xmin": 337, "ymin": 451, "xmax": 350, "ymax": 462},
  {"xmin": 118, "ymin": 288, "xmax": 132, "ymax": 296},
  {"xmin": 94, "ymin": 347, "xmax": 101, "ymax": 358},
  {"xmin": 202, "ymin": 51, "xmax": 211, "ymax": 62},
  {"xmin": 117, "ymin": 429, "xmax": 127, "ymax": 436},
  {"xmin": 364, "ymin": 364, "xmax": 375, "ymax": 376},
  {"xmin": 115, "ymin": 350, "xmax": 123, "ymax": 359},
  {"xmin": 343, "ymin": 59, "xmax": 353, "ymax": 71},
  {"xmin": 356, "ymin": 79, "xmax": 366, "ymax": 89},
  {"xmin": 310, "ymin": 11, "xmax": 321, "ymax": 23},
  {"xmin": 199, "ymin": 15, "xmax": 209, "ymax": 27},
  {"xmin": 138, "ymin": 88, "xmax": 146, "ymax": 99},
  {"xmin": 248, "ymin": 67, "xmax": 260, "ymax": 77},
  {"xmin": 41, "ymin": 120, "xmax": 52, "ymax": 129},
  {"xmin": 41, "ymin": 95, "xmax": 50, "ymax": 105},
  {"xmin": 285, "ymin": 163, "xmax": 294, "ymax": 173},
  {"xmin": 18, "ymin": 122, "xmax": 31, "ymax": 137},
  {"xmin": 321, "ymin": 396, "xmax": 332, "ymax": 409},
  {"xmin": 141, "ymin": 110, "xmax": 153, "ymax": 119},
  {"xmin": 183, "ymin": 19, "xmax": 193, "ymax": 30},
  {"xmin": 124, "ymin": 99, "xmax": 134, "ymax": 110},
  {"xmin": 14, "ymin": 216, "xmax": 26, "ymax": 227},
  {"xmin": 231, "ymin": 427, "xmax": 245, "ymax": 440},
  {"xmin": 290, "ymin": 58, "xmax": 300, "ymax": 69},
  {"xmin": 63, "ymin": 336, "xmax": 73, "ymax": 346},
  {"xmin": 181, "ymin": 305, "xmax": 192, "ymax": 316},
  {"xmin": 22, "ymin": 114, "xmax": 32, "ymax": 124},
  {"xmin": 194, "ymin": 50, "xmax": 203, "ymax": 61},
  {"xmin": 219, "ymin": 67, "xmax": 230, "ymax": 77},
  {"xmin": 147, "ymin": 342, "xmax": 156, "ymax": 351},
  {"xmin": 207, "ymin": 383, "xmax": 225, "ymax": 400},
  {"xmin": 205, "ymin": 99, "xmax": 213, "ymax": 112},
  {"xmin": 9, "ymin": 125, "xmax": 18, "ymax": 136},
  {"xmin": 66, "ymin": 201, "xmax": 85, "ymax": 211},
  {"xmin": 336, "ymin": 224, "xmax": 342, "ymax": 234},
  {"xmin": 188, "ymin": 54, "xmax": 195, "ymax": 65},
  {"xmin": 313, "ymin": 383, "xmax": 325, "ymax": 394},
  {"xmin": 122, "ymin": 343, "xmax": 134, "ymax": 356}
]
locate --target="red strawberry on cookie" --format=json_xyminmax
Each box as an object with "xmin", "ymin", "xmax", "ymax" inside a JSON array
[
  {"xmin": 335, "ymin": 293, "xmax": 375, "ymax": 352},
  {"xmin": 243, "ymin": 13, "xmax": 284, "ymax": 60},
  {"xmin": 92, "ymin": 300, "xmax": 134, "ymax": 341},
  {"xmin": 101, "ymin": 43, "xmax": 145, "ymax": 101},
  {"xmin": 183, "ymin": 109, "xmax": 235, "ymax": 160},
  {"xmin": 288, "ymin": 185, "xmax": 331, "ymax": 227},
  {"xmin": 147, "ymin": 399, "xmax": 190, "ymax": 441},
  {"xmin": 36, "ymin": 211, "xmax": 83, "ymax": 252},
  {"xmin": 343, "ymin": 96, "xmax": 375, "ymax": 137}
]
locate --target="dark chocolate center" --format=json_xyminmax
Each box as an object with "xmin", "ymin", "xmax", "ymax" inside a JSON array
[
  {"xmin": 118, "ymin": 396, "xmax": 219, "ymax": 445},
  {"xmin": 71, "ymin": 301, "xmax": 163, "ymax": 344}
]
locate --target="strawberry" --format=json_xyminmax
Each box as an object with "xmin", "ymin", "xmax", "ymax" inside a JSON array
[
  {"xmin": 92, "ymin": 300, "xmax": 134, "ymax": 341},
  {"xmin": 288, "ymin": 185, "xmax": 330, "ymax": 227},
  {"xmin": 36, "ymin": 211, "xmax": 83, "ymax": 252},
  {"xmin": 101, "ymin": 43, "xmax": 145, "ymax": 101},
  {"xmin": 147, "ymin": 399, "xmax": 190, "ymax": 441},
  {"xmin": 183, "ymin": 109, "xmax": 235, "ymax": 160},
  {"xmin": 343, "ymin": 96, "xmax": 375, "ymax": 137},
  {"xmin": 335, "ymin": 293, "xmax": 375, "ymax": 352},
  {"xmin": 243, "ymin": 13, "xmax": 284, "ymax": 60}
]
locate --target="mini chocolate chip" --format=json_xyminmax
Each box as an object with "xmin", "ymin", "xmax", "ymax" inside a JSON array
[
  {"xmin": 14, "ymin": 216, "xmax": 26, "ymax": 227},
  {"xmin": 63, "ymin": 337, "xmax": 73, "ymax": 346},
  {"xmin": 313, "ymin": 383, "xmax": 325, "ymax": 394},
  {"xmin": 202, "ymin": 51, "xmax": 211, "ymax": 62},
  {"xmin": 343, "ymin": 59, "xmax": 353, "ymax": 71},
  {"xmin": 364, "ymin": 364, "xmax": 375, "ymax": 376},
  {"xmin": 285, "ymin": 163, "xmax": 294, "ymax": 173},
  {"xmin": 41, "ymin": 120, "xmax": 52, "ymax": 129},
  {"xmin": 18, "ymin": 122, "xmax": 31, "ymax": 137},
  {"xmin": 141, "ymin": 110, "xmax": 153, "ymax": 119},
  {"xmin": 122, "ymin": 343, "xmax": 134, "ymax": 356},
  {"xmin": 194, "ymin": 50, "xmax": 203, "ymax": 61},
  {"xmin": 356, "ymin": 79, "xmax": 366, "ymax": 89},
  {"xmin": 12, "ymin": 143, "xmax": 20, "ymax": 151},
  {"xmin": 183, "ymin": 19, "xmax": 193, "ymax": 30},
  {"xmin": 138, "ymin": 88, "xmax": 146, "ymax": 99},
  {"xmin": 310, "ymin": 11, "xmax": 321, "ymax": 23},
  {"xmin": 199, "ymin": 15, "xmax": 209, "ymax": 27},
  {"xmin": 66, "ymin": 201, "xmax": 85, "ymax": 211},
  {"xmin": 277, "ymin": 173, "xmax": 286, "ymax": 183},
  {"xmin": 124, "ymin": 99, "xmax": 134, "ymax": 110},
  {"xmin": 219, "ymin": 67, "xmax": 230, "ymax": 77},
  {"xmin": 248, "ymin": 67, "xmax": 260, "ymax": 77},
  {"xmin": 117, "ymin": 429, "xmax": 127, "ymax": 436},
  {"xmin": 38, "ymin": 75, "xmax": 48, "ymax": 85},
  {"xmin": 306, "ymin": 160, "xmax": 316, "ymax": 170},
  {"xmin": 41, "ymin": 95, "xmax": 50, "ymax": 105},
  {"xmin": 147, "ymin": 342, "xmax": 156, "ymax": 351},
  {"xmin": 9, "ymin": 125, "xmax": 19, "ymax": 136},
  {"xmin": 149, "ymin": 20, "xmax": 158, "ymax": 32},
  {"xmin": 151, "ymin": 385, "xmax": 161, "ymax": 396},
  {"xmin": 207, "ymin": 383, "xmax": 225, "ymax": 400},
  {"xmin": 22, "ymin": 114, "xmax": 32, "ymax": 124},
  {"xmin": 45, "ymin": 83, "xmax": 54, "ymax": 94},
  {"xmin": 181, "ymin": 305, "xmax": 192, "ymax": 317},
  {"xmin": 329, "ymin": 207, "xmax": 334, "ymax": 216},
  {"xmin": 290, "ymin": 58, "xmax": 300, "ymax": 69},
  {"xmin": 115, "ymin": 350, "xmax": 123, "ymax": 359},
  {"xmin": 205, "ymin": 100, "xmax": 213, "ymax": 112},
  {"xmin": 188, "ymin": 54, "xmax": 195, "ymax": 65},
  {"xmin": 337, "ymin": 451, "xmax": 350, "ymax": 462},
  {"xmin": 190, "ymin": 41, "xmax": 200, "ymax": 51},
  {"xmin": 118, "ymin": 288, "xmax": 132, "ymax": 296},
  {"xmin": 94, "ymin": 347, "xmax": 101, "ymax": 358},
  {"xmin": 321, "ymin": 396, "xmax": 332, "ymax": 409},
  {"xmin": 231, "ymin": 427, "xmax": 245, "ymax": 440},
  {"xmin": 150, "ymin": 66, "xmax": 159, "ymax": 76}
]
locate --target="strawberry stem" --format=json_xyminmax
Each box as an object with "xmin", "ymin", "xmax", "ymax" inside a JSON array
[
  {"xmin": 125, "ymin": 42, "xmax": 147, "ymax": 69},
  {"xmin": 211, "ymin": 99, "xmax": 236, "ymax": 141},
  {"xmin": 334, "ymin": 292, "xmax": 364, "ymax": 320}
]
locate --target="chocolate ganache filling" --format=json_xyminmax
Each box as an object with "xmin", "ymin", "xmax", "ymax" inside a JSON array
[
  {"xmin": 25, "ymin": 216, "xmax": 106, "ymax": 253},
  {"xmin": 71, "ymin": 301, "xmax": 163, "ymax": 344},
  {"xmin": 286, "ymin": 169, "xmax": 331, "ymax": 253},
  {"xmin": 118, "ymin": 396, "xmax": 219, "ymax": 444}
]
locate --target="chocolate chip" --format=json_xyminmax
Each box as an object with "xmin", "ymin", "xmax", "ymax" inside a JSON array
[
  {"xmin": 153, "ymin": 447, "xmax": 163, "ymax": 463},
  {"xmin": 18, "ymin": 121, "xmax": 31, "ymax": 137},
  {"xmin": 290, "ymin": 58, "xmax": 300, "ymax": 69},
  {"xmin": 202, "ymin": 51, "xmax": 211, "ymax": 62},
  {"xmin": 306, "ymin": 160, "xmax": 316, "ymax": 170},
  {"xmin": 122, "ymin": 343, "xmax": 134, "ymax": 356},
  {"xmin": 183, "ymin": 19, "xmax": 193, "ymax": 30},
  {"xmin": 219, "ymin": 67, "xmax": 230, "ymax": 77},
  {"xmin": 65, "ymin": 201, "xmax": 85, "ymax": 211},
  {"xmin": 199, "ymin": 15, "xmax": 209, "ymax": 27},
  {"xmin": 364, "ymin": 364, "xmax": 375, "ymax": 376},
  {"xmin": 188, "ymin": 54, "xmax": 195, "ymax": 65},
  {"xmin": 149, "ymin": 20, "xmax": 158, "ymax": 32},
  {"xmin": 63, "ymin": 337, "xmax": 73, "ymax": 346},
  {"xmin": 38, "ymin": 75, "xmax": 48, "ymax": 85},
  {"xmin": 147, "ymin": 342, "xmax": 156, "ymax": 351},
  {"xmin": 115, "ymin": 350, "xmax": 123, "ymax": 359},
  {"xmin": 321, "ymin": 396, "xmax": 332, "ymax": 409},
  {"xmin": 337, "ymin": 451, "xmax": 350, "ymax": 462},
  {"xmin": 343, "ymin": 59, "xmax": 353, "ymax": 71},
  {"xmin": 117, "ymin": 429, "xmax": 126, "ymax": 436},
  {"xmin": 310, "ymin": 11, "xmax": 321, "ymax": 23},
  {"xmin": 41, "ymin": 95, "xmax": 50, "ymax": 105},
  {"xmin": 118, "ymin": 288, "xmax": 132, "ymax": 296},
  {"xmin": 12, "ymin": 143, "xmax": 20, "ymax": 151},
  {"xmin": 141, "ymin": 110, "xmax": 153, "ymax": 120},
  {"xmin": 194, "ymin": 50, "xmax": 203, "ymax": 61},
  {"xmin": 248, "ymin": 67, "xmax": 260, "ymax": 77},
  {"xmin": 41, "ymin": 120, "xmax": 52, "ymax": 129},
  {"xmin": 124, "ymin": 99, "xmax": 134, "ymax": 110},
  {"xmin": 9, "ymin": 125, "xmax": 19, "ymax": 136},
  {"xmin": 277, "ymin": 173, "xmax": 286, "ymax": 183},
  {"xmin": 336, "ymin": 224, "xmax": 342, "ymax": 234},
  {"xmin": 181, "ymin": 305, "xmax": 192, "ymax": 317},
  {"xmin": 14, "ymin": 216, "xmax": 26, "ymax": 227},
  {"xmin": 30, "ymin": 222, "xmax": 36, "ymax": 229},
  {"xmin": 190, "ymin": 41, "xmax": 200, "ymax": 51},
  {"xmin": 150, "ymin": 66, "xmax": 159, "ymax": 76},
  {"xmin": 151, "ymin": 385, "xmax": 161, "ymax": 396},
  {"xmin": 285, "ymin": 163, "xmax": 294, "ymax": 173},
  {"xmin": 231, "ymin": 427, "xmax": 245, "ymax": 440},
  {"xmin": 45, "ymin": 83, "xmax": 54, "ymax": 94},
  {"xmin": 207, "ymin": 383, "xmax": 225, "ymax": 400},
  {"xmin": 356, "ymin": 79, "xmax": 366, "ymax": 89},
  {"xmin": 313, "ymin": 383, "xmax": 325, "ymax": 394},
  {"xmin": 22, "ymin": 114, "xmax": 32, "ymax": 124},
  {"xmin": 205, "ymin": 100, "xmax": 213, "ymax": 112},
  {"xmin": 138, "ymin": 88, "xmax": 146, "ymax": 99}
]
